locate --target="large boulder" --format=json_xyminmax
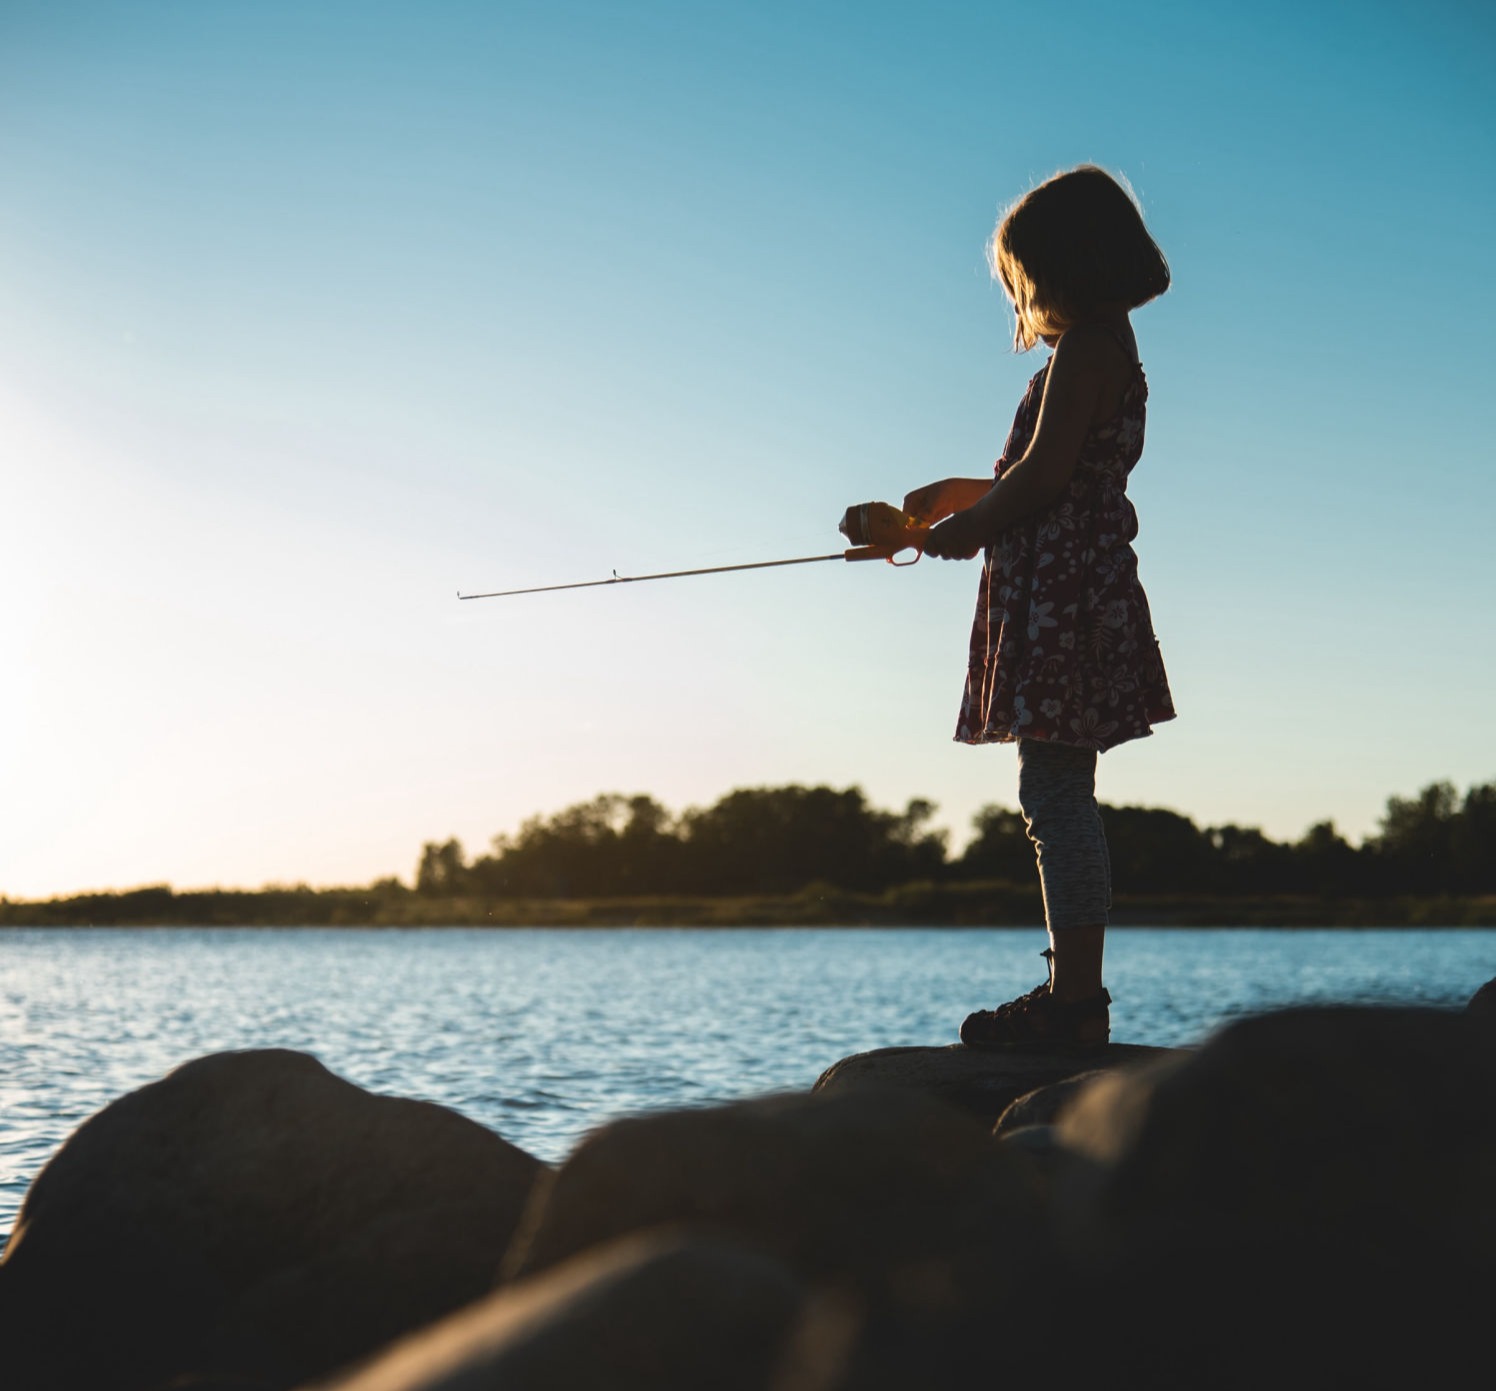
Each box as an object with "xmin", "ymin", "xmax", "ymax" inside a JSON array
[
  {"xmin": 0, "ymin": 1049, "xmax": 543, "ymax": 1391},
  {"xmin": 320, "ymin": 1232, "xmax": 805, "ymax": 1391},
  {"xmin": 814, "ymin": 1041, "xmax": 1173, "ymax": 1127},
  {"xmin": 504, "ymin": 1086, "xmax": 1039, "ymax": 1286},
  {"xmin": 1046, "ymin": 1005, "xmax": 1496, "ymax": 1385},
  {"xmin": 503, "ymin": 1087, "xmax": 1050, "ymax": 1390}
]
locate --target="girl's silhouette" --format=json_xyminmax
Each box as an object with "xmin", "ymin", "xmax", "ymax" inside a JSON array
[{"xmin": 902, "ymin": 165, "xmax": 1174, "ymax": 1049}]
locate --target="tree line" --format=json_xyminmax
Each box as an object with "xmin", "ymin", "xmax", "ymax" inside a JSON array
[{"xmin": 415, "ymin": 778, "xmax": 1496, "ymax": 901}]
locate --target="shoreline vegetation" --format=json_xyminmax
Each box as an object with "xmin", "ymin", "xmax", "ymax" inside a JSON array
[
  {"xmin": 5, "ymin": 777, "xmax": 1493, "ymax": 928},
  {"xmin": 1, "ymin": 881, "xmax": 1493, "ymax": 929}
]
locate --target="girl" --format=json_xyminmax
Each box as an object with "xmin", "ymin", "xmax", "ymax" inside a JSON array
[{"xmin": 906, "ymin": 165, "xmax": 1174, "ymax": 1050}]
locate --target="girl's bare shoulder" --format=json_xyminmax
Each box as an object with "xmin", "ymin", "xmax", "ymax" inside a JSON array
[{"xmin": 1048, "ymin": 320, "xmax": 1139, "ymax": 425}]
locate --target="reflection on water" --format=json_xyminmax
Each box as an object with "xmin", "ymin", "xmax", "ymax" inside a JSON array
[{"xmin": 2, "ymin": 926, "xmax": 1491, "ymax": 1239}]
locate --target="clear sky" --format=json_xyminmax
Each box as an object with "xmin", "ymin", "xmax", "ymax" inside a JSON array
[{"xmin": 3, "ymin": 0, "xmax": 1493, "ymax": 898}]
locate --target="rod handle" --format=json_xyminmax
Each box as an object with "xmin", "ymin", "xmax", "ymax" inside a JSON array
[{"xmin": 839, "ymin": 501, "xmax": 929, "ymax": 563}]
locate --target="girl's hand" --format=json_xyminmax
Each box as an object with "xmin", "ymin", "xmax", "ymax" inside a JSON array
[
  {"xmin": 903, "ymin": 478, "xmax": 992, "ymax": 525},
  {"xmin": 922, "ymin": 508, "xmax": 984, "ymax": 560}
]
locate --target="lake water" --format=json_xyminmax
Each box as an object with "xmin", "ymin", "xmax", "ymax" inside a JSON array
[{"xmin": 2, "ymin": 925, "xmax": 1492, "ymax": 1243}]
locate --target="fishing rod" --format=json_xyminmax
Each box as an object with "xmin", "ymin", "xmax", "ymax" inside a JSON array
[{"xmin": 457, "ymin": 501, "xmax": 928, "ymax": 600}]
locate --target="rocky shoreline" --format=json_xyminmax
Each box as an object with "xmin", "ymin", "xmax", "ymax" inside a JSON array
[{"xmin": 2, "ymin": 982, "xmax": 1493, "ymax": 1389}]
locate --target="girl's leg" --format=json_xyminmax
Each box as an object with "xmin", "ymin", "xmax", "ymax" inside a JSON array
[
  {"xmin": 959, "ymin": 738, "xmax": 1112, "ymax": 1048},
  {"xmin": 1049, "ymin": 924, "xmax": 1105, "ymax": 1003},
  {"xmin": 1016, "ymin": 738, "xmax": 1110, "ymax": 1002}
]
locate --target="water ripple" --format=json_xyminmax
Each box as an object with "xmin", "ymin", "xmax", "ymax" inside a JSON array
[{"xmin": 1, "ymin": 926, "xmax": 1491, "ymax": 1244}]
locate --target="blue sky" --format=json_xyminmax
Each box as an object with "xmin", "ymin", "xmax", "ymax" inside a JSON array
[{"xmin": 3, "ymin": 0, "xmax": 1493, "ymax": 897}]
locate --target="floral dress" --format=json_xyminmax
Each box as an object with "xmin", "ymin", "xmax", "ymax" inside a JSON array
[{"xmin": 955, "ymin": 354, "xmax": 1175, "ymax": 752}]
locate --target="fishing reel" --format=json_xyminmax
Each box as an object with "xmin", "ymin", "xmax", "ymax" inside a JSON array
[{"xmin": 838, "ymin": 501, "xmax": 929, "ymax": 564}]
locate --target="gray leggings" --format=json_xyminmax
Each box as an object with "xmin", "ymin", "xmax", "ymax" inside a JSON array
[{"xmin": 1016, "ymin": 738, "xmax": 1111, "ymax": 930}]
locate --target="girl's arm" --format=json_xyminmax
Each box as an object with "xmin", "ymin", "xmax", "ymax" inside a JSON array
[{"xmin": 923, "ymin": 325, "xmax": 1114, "ymax": 559}]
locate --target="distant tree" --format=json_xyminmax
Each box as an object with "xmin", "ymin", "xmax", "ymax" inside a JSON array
[
  {"xmin": 465, "ymin": 787, "xmax": 945, "ymax": 898},
  {"xmin": 470, "ymin": 794, "xmax": 681, "ymax": 897},
  {"xmin": 678, "ymin": 785, "xmax": 941, "ymax": 894},
  {"xmin": 1104, "ymin": 805, "xmax": 1216, "ymax": 893},
  {"xmin": 1362, "ymin": 779, "xmax": 1496, "ymax": 895},
  {"xmin": 1204, "ymin": 823, "xmax": 1298, "ymax": 894},
  {"xmin": 406, "ymin": 776, "xmax": 1496, "ymax": 906},
  {"xmin": 114, "ymin": 886, "xmax": 178, "ymax": 923},
  {"xmin": 475, "ymin": 798, "xmax": 613, "ymax": 897},
  {"xmin": 1367, "ymin": 781, "xmax": 1459, "ymax": 893},
  {"xmin": 886, "ymin": 797, "xmax": 949, "ymax": 884},
  {"xmin": 1451, "ymin": 782, "xmax": 1496, "ymax": 893},
  {"xmin": 957, "ymin": 805, "xmax": 1032, "ymax": 883},
  {"xmin": 1288, "ymin": 821, "xmax": 1363, "ymax": 896},
  {"xmin": 415, "ymin": 838, "xmax": 468, "ymax": 896},
  {"xmin": 615, "ymin": 793, "xmax": 688, "ymax": 893}
]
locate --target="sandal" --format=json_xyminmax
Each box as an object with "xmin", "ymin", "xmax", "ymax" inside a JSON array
[{"xmin": 960, "ymin": 949, "xmax": 1111, "ymax": 1051}]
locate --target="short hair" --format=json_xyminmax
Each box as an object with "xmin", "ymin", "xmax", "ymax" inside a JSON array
[{"xmin": 989, "ymin": 165, "xmax": 1170, "ymax": 351}]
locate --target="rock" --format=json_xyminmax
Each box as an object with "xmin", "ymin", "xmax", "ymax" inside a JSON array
[
  {"xmin": 770, "ymin": 1280, "xmax": 1000, "ymax": 1391},
  {"xmin": 1047, "ymin": 1006, "xmax": 1496, "ymax": 1384},
  {"xmin": 504, "ymin": 1087, "xmax": 1041, "ymax": 1291},
  {"xmin": 986, "ymin": 1120, "xmax": 1104, "ymax": 1213},
  {"xmin": 1467, "ymin": 974, "xmax": 1496, "ymax": 1033},
  {"xmin": 992, "ymin": 1068, "xmax": 1114, "ymax": 1136},
  {"xmin": 499, "ymin": 1087, "xmax": 1056, "ymax": 1391},
  {"xmin": 1057, "ymin": 1005, "xmax": 1496, "ymax": 1246},
  {"xmin": 319, "ymin": 1232, "xmax": 805, "ymax": 1391},
  {"xmin": 814, "ymin": 1042, "xmax": 1174, "ymax": 1128},
  {"xmin": 0, "ymin": 1049, "xmax": 544, "ymax": 1391}
]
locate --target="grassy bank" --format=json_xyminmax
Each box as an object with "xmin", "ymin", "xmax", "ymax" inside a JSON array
[{"xmin": 3, "ymin": 881, "xmax": 1494, "ymax": 928}]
